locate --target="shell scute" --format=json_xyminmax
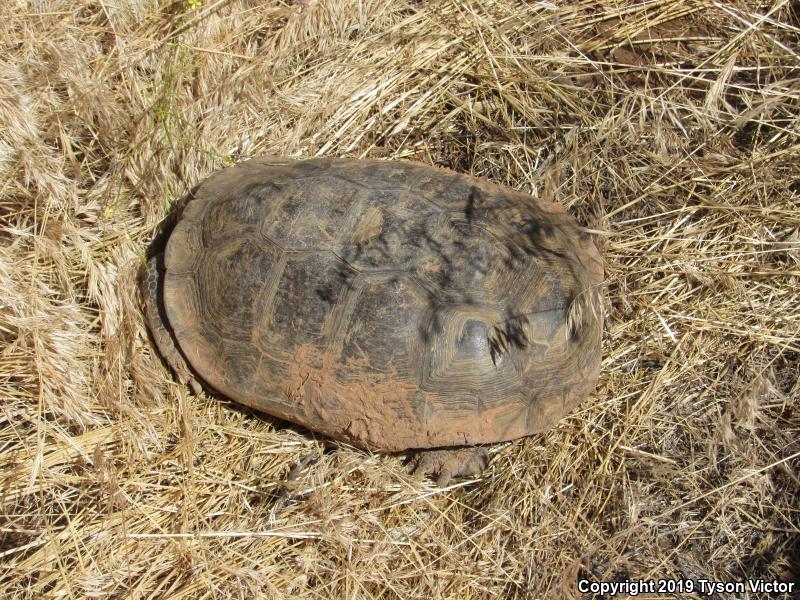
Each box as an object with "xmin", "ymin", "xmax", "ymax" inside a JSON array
[
  {"xmin": 415, "ymin": 215, "xmax": 523, "ymax": 305},
  {"xmin": 259, "ymin": 251, "xmax": 359, "ymax": 359},
  {"xmin": 337, "ymin": 200, "xmax": 433, "ymax": 272},
  {"xmin": 201, "ymin": 181, "xmax": 279, "ymax": 246},
  {"xmin": 336, "ymin": 273, "xmax": 429, "ymax": 379},
  {"xmin": 194, "ymin": 237, "xmax": 282, "ymax": 339},
  {"xmin": 259, "ymin": 178, "xmax": 361, "ymax": 252}
]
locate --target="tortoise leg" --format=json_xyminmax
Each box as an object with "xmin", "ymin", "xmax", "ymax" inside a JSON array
[
  {"xmin": 410, "ymin": 447, "xmax": 489, "ymax": 487},
  {"xmin": 142, "ymin": 254, "xmax": 202, "ymax": 395}
]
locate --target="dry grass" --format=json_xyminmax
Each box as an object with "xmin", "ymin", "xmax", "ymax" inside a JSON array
[{"xmin": 1, "ymin": 0, "xmax": 799, "ymax": 598}]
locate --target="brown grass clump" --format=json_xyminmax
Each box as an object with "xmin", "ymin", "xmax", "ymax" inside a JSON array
[{"xmin": 1, "ymin": 1, "xmax": 798, "ymax": 597}]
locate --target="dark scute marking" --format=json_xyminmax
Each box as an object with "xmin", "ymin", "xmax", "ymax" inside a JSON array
[
  {"xmin": 198, "ymin": 239, "xmax": 278, "ymax": 338},
  {"xmin": 260, "ymin": 178, "xmax": 359, "ymax": 251},
  {"xmin": 269, "ymin": 253, "xmax": 353, "ymax": 347},
  {"xmin": 242, "ymin": 181, "xmax": 283, "ymax": 207},
  {"xmin": 417, "ymin": 218, "xmax": 519, "ymax": 303},
  {"xmin": 315, "ymin": 282, "xmax": 337, "ymax": 305},
  {"xmin": 339, "ymin": 276, "xmax": 424, "ymax": 374},
  {"xmin": 341, "ymin": 200, "xmax": 429, "ymax": 271},
  {"xmin": 417, "ymin": 301, "xmax": 445, "ymax": 345},
  {"xmin": 202, "ymin": 182, "xmax": 280, "ymax": 246}
]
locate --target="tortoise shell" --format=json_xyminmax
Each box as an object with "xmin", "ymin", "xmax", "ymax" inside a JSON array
[{"xmin": 152, "ymin": 157, "xmax": 603, "ymax": 452}]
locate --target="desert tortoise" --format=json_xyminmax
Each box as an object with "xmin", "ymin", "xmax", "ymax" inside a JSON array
[{"xmin": 142, "ymin": 157, "xmax": 603, "ymax": 483}]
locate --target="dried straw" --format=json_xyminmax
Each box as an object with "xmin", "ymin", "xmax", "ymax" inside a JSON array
[{"xmin": 1, "ymin": 0, "xmax": 798, "ymax": 597}]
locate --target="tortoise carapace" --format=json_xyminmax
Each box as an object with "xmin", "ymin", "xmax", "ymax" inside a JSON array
[{"xmin": 142, "ymin": 157, "xmax": 603, "ymax": 476}]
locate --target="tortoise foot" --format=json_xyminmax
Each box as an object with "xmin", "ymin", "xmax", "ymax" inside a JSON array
[{"xmin": 410, "ymin": 447, "xmax": 489, "ymax": 487}]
